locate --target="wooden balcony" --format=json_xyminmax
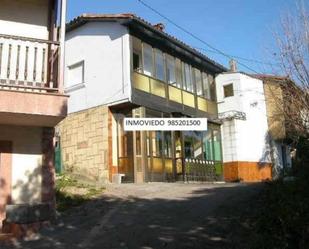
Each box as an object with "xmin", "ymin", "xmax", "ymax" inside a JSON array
[
  {"xmin": 0, "ymin": 34, "xmax": 67, "ymax": 127},
  {"xmin": 0, "ymin": 34, "xmax": 60, "ymax": 92}
]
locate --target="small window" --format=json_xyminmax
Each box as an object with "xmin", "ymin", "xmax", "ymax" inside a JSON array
[
  {"xmin": 67, "ymin": 60, "xmax": 84, "ymax": 88},
  {"xmin": 224, "ymin": 83, "xmax": 234, "ymax": 98}
]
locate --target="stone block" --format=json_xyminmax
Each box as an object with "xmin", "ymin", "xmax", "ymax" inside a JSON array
[{"xmin": 5, "ymin": 204, "xmax": 51, "ymax": 224}]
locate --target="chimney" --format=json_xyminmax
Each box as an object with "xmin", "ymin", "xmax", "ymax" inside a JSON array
[
  {"xmin": 153, "ymin": 23, "xmax": 165, "ymax": 31},
  {"xmin": 229, "ymin": 59, "xmax": 237, "ymax": 72}
]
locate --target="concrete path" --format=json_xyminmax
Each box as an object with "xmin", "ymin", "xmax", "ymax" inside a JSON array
[{"xmin": 3, "ymin": 182, "xmax": 263, "ymax": 249}]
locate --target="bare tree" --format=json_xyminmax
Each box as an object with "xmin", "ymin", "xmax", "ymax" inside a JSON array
[{"xmin": 273, "ymin": 0, "xmax": 309, "ymax": 141}]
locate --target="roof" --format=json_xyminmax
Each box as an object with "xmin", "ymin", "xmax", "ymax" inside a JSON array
[
  {"xmin": 252, "ymin": 74, "xmax": 289, "ymax": 80},
  {"xmin": 66, "ymin": 13, "xmax": 227, "ymax": 72}
]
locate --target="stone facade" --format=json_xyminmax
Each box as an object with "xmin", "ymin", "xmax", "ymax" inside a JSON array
[{"xmin": 57, "ymin": 105, "xmax": 109, "ymax": 185}]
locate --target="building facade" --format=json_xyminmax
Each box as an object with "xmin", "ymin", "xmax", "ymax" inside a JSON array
[
  {"xmin": 58, "ymin": 14, "xmax": 292, "ymax": 185},
  {"xmin": 0, "ymin": 0, "xmax": 67, "ymax": 235},
  {"xmin": 58, "ymin": 14, "xmax": 226, "ymax": 184},
  {"xmin": 216, "ymin": 71, "xmax": 292, "ymax": 181}
]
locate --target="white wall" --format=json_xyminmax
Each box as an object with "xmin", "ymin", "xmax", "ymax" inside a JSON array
[
  {"xmin": 0, "ymin": 125, "xmax": 42, "ymax": 204},
  {"xmin": 65, "ymin": 22, "xmax": 131, "ymax": 113},
  {"xmin": 0, "ymin": 0, "xmax": 49, "ymax": 40},
  {"xmin": 216, "ymin": 73, "xmax": 271, "ymax": 163}
]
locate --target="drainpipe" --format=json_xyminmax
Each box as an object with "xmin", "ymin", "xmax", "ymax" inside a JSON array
[{"xmin": 58, "ymin": 0, "xmax": 67, "ymax": 94}]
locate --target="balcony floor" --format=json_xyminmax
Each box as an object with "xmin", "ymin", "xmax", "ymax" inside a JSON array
[{"xmin": 0, "ymin": 89, "xmax": 67, "ymax": 127}]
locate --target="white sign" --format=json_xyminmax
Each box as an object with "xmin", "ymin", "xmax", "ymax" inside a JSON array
[{"xmin": 124, "ymin": 118, "xmax": 208, "ymax": 131}]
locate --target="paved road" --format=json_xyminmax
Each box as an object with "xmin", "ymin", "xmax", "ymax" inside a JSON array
[{"xmin": 4, "ymin": 182, "xmax": 263, "ymax": 249}]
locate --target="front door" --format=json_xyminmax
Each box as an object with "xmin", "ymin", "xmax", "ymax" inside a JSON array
[{"xmin": 0, "ymin": 141, "xmax": 12, "ymax": 227}]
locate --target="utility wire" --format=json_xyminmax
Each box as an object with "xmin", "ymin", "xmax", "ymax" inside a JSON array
[
  {"xmin": 195, "ymin": 47, "xmax": 280, "ymax": 67},
  {"xmin": 137, "ymin": 0, "xmax": 261, "ymax": 74}
]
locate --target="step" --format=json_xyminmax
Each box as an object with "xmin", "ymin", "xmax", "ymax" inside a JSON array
[{"xmin": 0, "ymin": 233, "xmax": 13, "ymax": 241}]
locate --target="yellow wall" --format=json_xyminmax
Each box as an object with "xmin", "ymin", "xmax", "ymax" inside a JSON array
[{"xmin": 263, "ymin": 80, "xmax": 286, "ymax": 140}]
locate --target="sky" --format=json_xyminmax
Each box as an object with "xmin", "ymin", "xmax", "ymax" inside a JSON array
[{"xmin": 66, "ymin": 0, "xmax": 299, "ymax": 74}]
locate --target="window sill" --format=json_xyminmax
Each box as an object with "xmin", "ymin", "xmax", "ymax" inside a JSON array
[{"xmin": 65, "ymin": 82, "xmax": 85, "ymax": 93}]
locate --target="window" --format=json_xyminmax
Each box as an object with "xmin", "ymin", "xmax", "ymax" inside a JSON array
[
  {"xmin": 150, "ymin": 131, "xmax": 163, "ymax": 157},
  {"xmin": 143, "ymin": 43, "xmax": 153, "ymax": 76},
  {"xmin": 166, "ymin": 55, "xmax": 176, "ymax": 85},
  {"xmin": 67, "ymin": 60, "xmax": 84, "ymax": 88},
  {"xmin": 194, "ymin": 68, "xmax": 203, "ymax": 96},
  {"xmin": 183, "ymin": 63, "xmax": 193, "ymax": 92},
  {"xmin": 202, "ymin": 72, "xmax": 211, "ymax": 99},
  {"xmin": 203, "ymin": 130, "xmax": 213, "ymax": 160},
  {"xmin": 175, "ymin": 58, "xmax": 183, "ymax": 88},
  {"xmin": 223, "ymin": 83, "xmax": 234, "ymax": 98},
  {"xmin": 163, "ymin": 131, "xmax": 172, "ymax": 158},
  {"xmin": 184, "ymin": 131, "xmax": 203, "ymax": 159},
  {"xmin": 213, "ymin": 130, "xmax": 222, "ymax": 161},
  {"xmin": 154, "ymin": 49, "xmax": 165, "ymax": 81},
  {"xmin": 133, "ymin": 37, "xmax": 142, "ymax": 72},
  {"xmin": 133, "ymin": 53, "xmax": 141, "ymax": 71},
  {"xmin": 209, "ymin": 74, "xmax": 216, "ymax": 101}
]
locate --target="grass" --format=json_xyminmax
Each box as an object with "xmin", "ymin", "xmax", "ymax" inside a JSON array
[
  {"xmin": 55, "ymin": 174, "xmax": 105, "ymax": 212},
  {"xmin": 250, "ymin": 166, "xmax": 309, "ymax": 249}
]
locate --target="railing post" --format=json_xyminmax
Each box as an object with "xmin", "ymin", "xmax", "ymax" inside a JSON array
[{"xmin": 58, "ymin": 0, "xmax": 67, "ymax": 94}]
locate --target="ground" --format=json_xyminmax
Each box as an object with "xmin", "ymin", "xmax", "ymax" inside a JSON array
[{"xmin": 3, "ymin": 182, "xmax": 263, "ymax": 249}]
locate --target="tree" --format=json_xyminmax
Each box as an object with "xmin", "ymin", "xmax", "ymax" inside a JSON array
[{"xmin": 273, "ymin": 1, "xmax": 309, "ymax": 141}]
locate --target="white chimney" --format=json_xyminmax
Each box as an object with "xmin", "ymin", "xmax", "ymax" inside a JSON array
[{"xmin": 229, "ymin": 59, "xmax": 237, "ymax": 72}]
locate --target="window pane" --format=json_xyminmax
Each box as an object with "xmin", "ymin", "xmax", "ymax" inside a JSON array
[
  {"xmin": 118, "ymin": 118, "xmax": 128, "ymax": 157},
  {"xmin": 136, "ymin": 131, "xmax": 141, "ymax": 156},
  {"xmin": 166, "ymin": 55, "xmax": 176, "ymax": 85},
  {"xmin": 163, "ymin": 131, "xmax": 172, "ymax": 158},
  {"xmin": 184, "ymin": 131, "xmax": 203, "ymax": 159},
  {"xmin": 194, "ymin": 68, "xmax": 203, "ymax": 96},
  {"xmin": 209, "ymin": 74, "xmax": 216, "ymax": 101},
  {"xmin": 175, "ymin": 59, "xmax": 183, "ymax": 88},
  {"xmin": 143, "ymin": 44, "xmax": 153, "ymax": 76},
  {"xmin": 203, "ymin": 130, "xmax": 214, "ymax": 160},
  {"xmin": 202, "ymin": 72, "xmax": 211, "ymax": 99},
  {"xmin": 155, "ymin": 49, "xmax": 165, "ymax": 81},
  {"xmin": 184, "ymin": 131, "xmax": 194, "ymax": 158},
  {"xmin": 184, "ymin": 63, "xmax": 193, "ymax": 92},
  {"xmin": 213, "ymin": 130, "xmax": 222, "ymax": 161},
  {"xmin": 224, "ymin": 84, "xmax": 234, "ymax": 98},
  {"xmin": 133, "ymin": 37, "xmax": 142, "ymax": 72},
  {"xmin": 151, "ymin": 131, "xmax": 162, "ymax": 157}
]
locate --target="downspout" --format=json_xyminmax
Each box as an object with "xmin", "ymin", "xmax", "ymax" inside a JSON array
[{"xmin": 58, "ymin": 0, "xmax": 67, "ymax": 94}]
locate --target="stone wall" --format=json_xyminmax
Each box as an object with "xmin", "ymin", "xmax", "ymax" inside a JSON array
[{"xmin": 57, "ymin": 105, "xmax": 109, "ymax": 185}]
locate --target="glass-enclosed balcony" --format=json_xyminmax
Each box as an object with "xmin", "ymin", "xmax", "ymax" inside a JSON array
[
  {"xmin": 131, "ymin": 36, "xmax": 218, "ymax": 116},
  {"xmin": 133, "ymin": 71, "xmax": 218, "ymax": 115}
]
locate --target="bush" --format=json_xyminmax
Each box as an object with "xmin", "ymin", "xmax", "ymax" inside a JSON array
[
  {"xmin": 252, "ymin": 169, "xmax": 309, "ymax": 249},
  {"xmin": 55, "ymin": 174, "xmax": 104, "ymax": 212}
]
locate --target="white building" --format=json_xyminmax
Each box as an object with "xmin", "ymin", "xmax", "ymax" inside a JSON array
[{"xmin": 216, "ymin": 68, "xmax": 292, "ymax": 181}]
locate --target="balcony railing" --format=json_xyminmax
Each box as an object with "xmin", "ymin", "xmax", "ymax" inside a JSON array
[
  {"xmin": 133, "ymin": 71, "xmax": 218, "ymax": 115},
  {"xmin": 0, "ymin": 34, "xmax": 60, "ymax": 93}
]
